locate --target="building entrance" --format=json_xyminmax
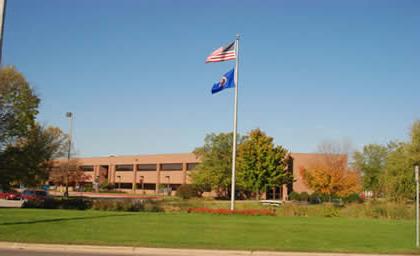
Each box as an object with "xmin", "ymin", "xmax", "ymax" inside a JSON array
[{"xmin": 266, "ymin": 186, "xmax": 282, "ymax": 200}]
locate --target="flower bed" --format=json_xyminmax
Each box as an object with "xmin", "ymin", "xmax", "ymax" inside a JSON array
[{"xmin": 187, "ymin": 207, "xmax": 275, "ymax": 216}]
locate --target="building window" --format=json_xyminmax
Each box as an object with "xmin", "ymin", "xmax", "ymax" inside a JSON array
[
  {"xmin": 137, "ymin": 164, "xmax": 157, "ymax": 171},
  {"xmin": 160, "ymin": 163, "xmax": 183, "ymax": 171},
  {"xmin": 115, "ymin": 164, "xmax": 133, "ymax": 171},
  {"xmin": 141, "ymin": 183, "xmax": 156, "ymax": 190},
  {"xmin": 117, "ymin": 183, "xmax": 133, "ymax": 189},
  {"xmin": 186, "ymin": 163, "xmax": 199, "ymax": 171},
  {"xmin": 80, "ymin": 165, "xmax": 94, "ymax": 172}
]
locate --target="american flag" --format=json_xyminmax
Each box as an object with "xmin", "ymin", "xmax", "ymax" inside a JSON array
[{"xmin": 206, "ymin": 41, "xmax": 236, "ymax": 63}]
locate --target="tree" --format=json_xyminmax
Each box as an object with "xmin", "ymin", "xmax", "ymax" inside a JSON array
[
  {"xmin": 407, "ymin": 120, "xmax": 420, "ymax": 164},
  {"xmin": 0, "ymin": 67, "xmax": 40, "ymax": 151},
  {"xmin": 49, "ymin": 158, "xmax": 90, "ymax": 187},
  {"xmin": 352, "ymin": 144, "xmax": 388, "ymax": 198},
  {"xmin": 0, "ymin": 124, "xmax": 67, "ymax": 188},
  {"xmin": 238, "ymin": 129, "xmax": 291, "ymax": 199},
  {"xmin": 300, "ymin": 142, "xmax": 361, "ymax": 199},
  {"xmin": 191, "ymin": 132, "xmax": 243, "ymax": 198},
  {"xmin": 382, "ymin": 141, "xmax": 414, "ymax": 201},
  {"xmin": 381, "ymin": 120, "xmax": 420, "ymax": 202}
]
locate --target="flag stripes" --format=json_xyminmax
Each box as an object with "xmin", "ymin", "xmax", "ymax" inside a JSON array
[{"xmin": 206, "ymin": 41, "xmax": 236, "ymax": 63}]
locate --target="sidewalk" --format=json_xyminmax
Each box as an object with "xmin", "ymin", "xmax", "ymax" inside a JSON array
[
  {"xmin": 0, "ymin": 242, "xmax": 413, "ymax": 256},
  {"xmin": 0, "ymin": 199, "xmax": 23, "ymax": 208}
]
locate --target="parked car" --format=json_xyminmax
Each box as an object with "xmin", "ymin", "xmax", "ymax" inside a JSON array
[
  {"xmin": 0, "ymin": 189, "xmax": 22, "ymax": 200},
  {"xmin": 21, "ymin": 189, "xmax": 48, "ymax": 201}
]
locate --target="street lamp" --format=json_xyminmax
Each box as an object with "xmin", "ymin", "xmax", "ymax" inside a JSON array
[
  {"xmin": 64, "ymin": 112, "xmax": 73, "ymax": 198},
  {"xmin": 140, "ymin": 176, "xmax": 144, "ymax": 195},
  {"xmin": 165, "ymin": 175, "xmax": 170, "ymax": 196},
  {"xmin": 117, "ymin": 175, "xmax": 121, "ymax": 190}
]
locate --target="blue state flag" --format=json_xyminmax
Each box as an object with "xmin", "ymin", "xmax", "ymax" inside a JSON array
[{"xmin": 211, "ymin": 68, "xmax": 235, "ymax": 94}]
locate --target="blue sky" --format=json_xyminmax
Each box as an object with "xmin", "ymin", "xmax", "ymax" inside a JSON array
[{"xmin": 4, "ymin": 0, "xmax": 420, "ymax": 156}]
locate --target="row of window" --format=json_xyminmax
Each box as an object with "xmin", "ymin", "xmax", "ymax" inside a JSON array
[
  {"xmin": 80, "ymin": 163, "xmax": 199, "ymax": 172},
  {"xmin": 107, "ymin": 183, "xmax": 181, "ymax": 190}
]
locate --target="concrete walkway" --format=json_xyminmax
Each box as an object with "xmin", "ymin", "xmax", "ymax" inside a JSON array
[
  {"xmin": 0, "ymin": 242, "xmax": 413, "ymax": 256},
  {"xmin": 0, "ymin": 199, "xmax": 23, "ymax": 208}
]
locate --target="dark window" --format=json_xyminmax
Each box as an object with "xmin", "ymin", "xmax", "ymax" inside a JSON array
[
  {"xmin": 115, "ymin": 164, "xmax": 133, "ymax": 171},
  {"xmin": 80, "ymin": 165, "xmax": 94, "ymax": 172},
  {"xmin": 186, "ymin": 163, "xmax": 199, "ymax": 171},
  {"xmin": 116, "ymin": 183, "xmax": 133, "ymax": 189},
  {"xmin": 137, "ymin": 164, "xmax": 157, "ymax": 171},
  {"xmin": 140, "ymin": 183, "xmax": 156, "ymax": 190},
  {"xmin": 170, "ymin": 184, "xmax": 181, "ymax": 190},
  {"xmin": 160, "ymin": 163, "xmax": 183, "ymax": 171}
]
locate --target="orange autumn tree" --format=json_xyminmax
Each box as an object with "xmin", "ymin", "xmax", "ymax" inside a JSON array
[{"xmin": 299, "ymin": 142, "xmax": 361, "ymax": 198}]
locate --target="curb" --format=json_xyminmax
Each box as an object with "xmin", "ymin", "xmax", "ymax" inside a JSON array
[{"xmin": 0, "ymin": 242, "xmax": 413, "ymax": 256}]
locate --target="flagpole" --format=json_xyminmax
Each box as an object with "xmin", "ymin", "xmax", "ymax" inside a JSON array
[
  {"xmin": 230, "ymin": 34, "xmax": 240, "ymax": 211},
  {"xmin": 0, "ymin": 0, "xmax": 7, "ymax": 66}
]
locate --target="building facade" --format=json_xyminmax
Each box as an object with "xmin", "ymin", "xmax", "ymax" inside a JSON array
[{"xmin": 54, "ymin": 152, "xmax": 329, "ymax": 199}]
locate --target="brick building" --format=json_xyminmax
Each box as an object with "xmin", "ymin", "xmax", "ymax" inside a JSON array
[{"xmin": 53, "ymin": 152, "xmax": 330, "ymax": 199}]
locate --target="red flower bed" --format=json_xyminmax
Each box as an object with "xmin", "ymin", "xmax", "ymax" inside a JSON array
[{"xmin": 187, "ymin": 207, "xmax": 275, "ymax": 216}]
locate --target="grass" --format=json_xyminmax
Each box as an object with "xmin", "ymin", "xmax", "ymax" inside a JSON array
[{"xmin": 0, "ymin": 209, "xmax": 418, "ymax": 254}]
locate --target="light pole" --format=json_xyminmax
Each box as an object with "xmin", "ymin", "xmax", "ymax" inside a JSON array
[
  {"xmin": 64, "ymin": 112, "xmax": 73, "ymax": 198},
  {"xmin": 165, "ymin": 175, "xmax": 170, "ymax": 196},
  {"xmin": 117, "ymin": 175, "xmax": 121, "ymax": 190},
  {"xmin": 140, "ymin": 176, "xmax": 144, "ymax": 195},
  {"xmin": 415, "ymin": 165, "xmax": 419, "ymax": 248}
]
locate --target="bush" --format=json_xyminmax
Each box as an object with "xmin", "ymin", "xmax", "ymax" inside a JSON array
[
  {"xmin": 187, "ymin": 207, "xmax": 275, "ymax": 216},
  {"xmin": 309, "ymin": 193, "xmax": 322, "ymax": 204},
  {"xmin": 61, "ymin": 198, "xmax": 92, "ymax": 210},
  {"xmin": 143, "ymin": 200, "xmax": 163, "ymax": 212},
  {"xmin": 176, "ymin": 184, "xmax": 200, "ymax": 199},
  {"xmin": 22, "ymin": 198, "xmax": 92, "ymax": 210},
  {"xmin": 299, "ymin": 192, "xmax": 310, "ymax": 201},
  {"xmin": 99, "ymin": 182, "xmax": 115, "ymax": 191},
  {"xmin": 343, "ymin": 193, "xmax": 363, "ymax": 204},
  {"xmin": 81, "ymin": 183, "xmax": 94, "ymax": 192},
  {"xmin": 91, "ymin": 199, "xmax": 163, "ymax": 212},
  {"xmin": 288, "ymin": 192, "xmax": 301, "ymax": 201}
]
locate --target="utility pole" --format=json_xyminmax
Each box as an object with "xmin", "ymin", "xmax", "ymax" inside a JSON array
[{"xmin": 65, "ymin": 112, "xmax": 73, "ymax": 198}]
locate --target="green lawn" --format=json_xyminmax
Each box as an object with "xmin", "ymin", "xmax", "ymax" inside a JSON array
[{"xmin": 0, "ymin": 209, "xmax": 418, "ymax": 254}]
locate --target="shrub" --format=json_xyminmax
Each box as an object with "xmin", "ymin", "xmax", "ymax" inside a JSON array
[
  {"xmin": 288, "ymin": 192, "xmax": 301, "ymax": 201},
  {"xmin": 22, "ymin": 198, "xmax": 92, "ymax": 210},
  {"xmin": 61, "ymin": 198, "xmax": 92, "ymax": 210},
  {"xmin": 91, "ymin": 199, "xmax": 163, "ymax": 212},
  {"xmin": 176, "ymin": 184, "xmax": 200, "ymax": 199},
  {"xmin": 187, "ymin": 207, "xmax": 275, "ymax": 216},
  {"xmin": 343, "ymin": 193, "xmax": 363, "ymax": 204},
  {"xmin": 81, "ymin": 183, "xmax": 94, "ymax": 192},
  {"xmin": 99, "ymin": 182, "xmax": 115, "ymax": 191},
  {"xmin": 143, "ymin": 200, "xmax": 164, "ymax": 212},
  {"xmin": 299, "ymin": 192, "xmax": 310, "ymax": 201},
  {"xmin": 22, "ymin": 199, "xmax": 50, "ymax": 209},
  {"xmin": 279, "ymin": 204, "xmax": 339, "ymax": 217},
  {"xmin": 309, "ymin": 193, "xmax": 322, "ymax": 204}
]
